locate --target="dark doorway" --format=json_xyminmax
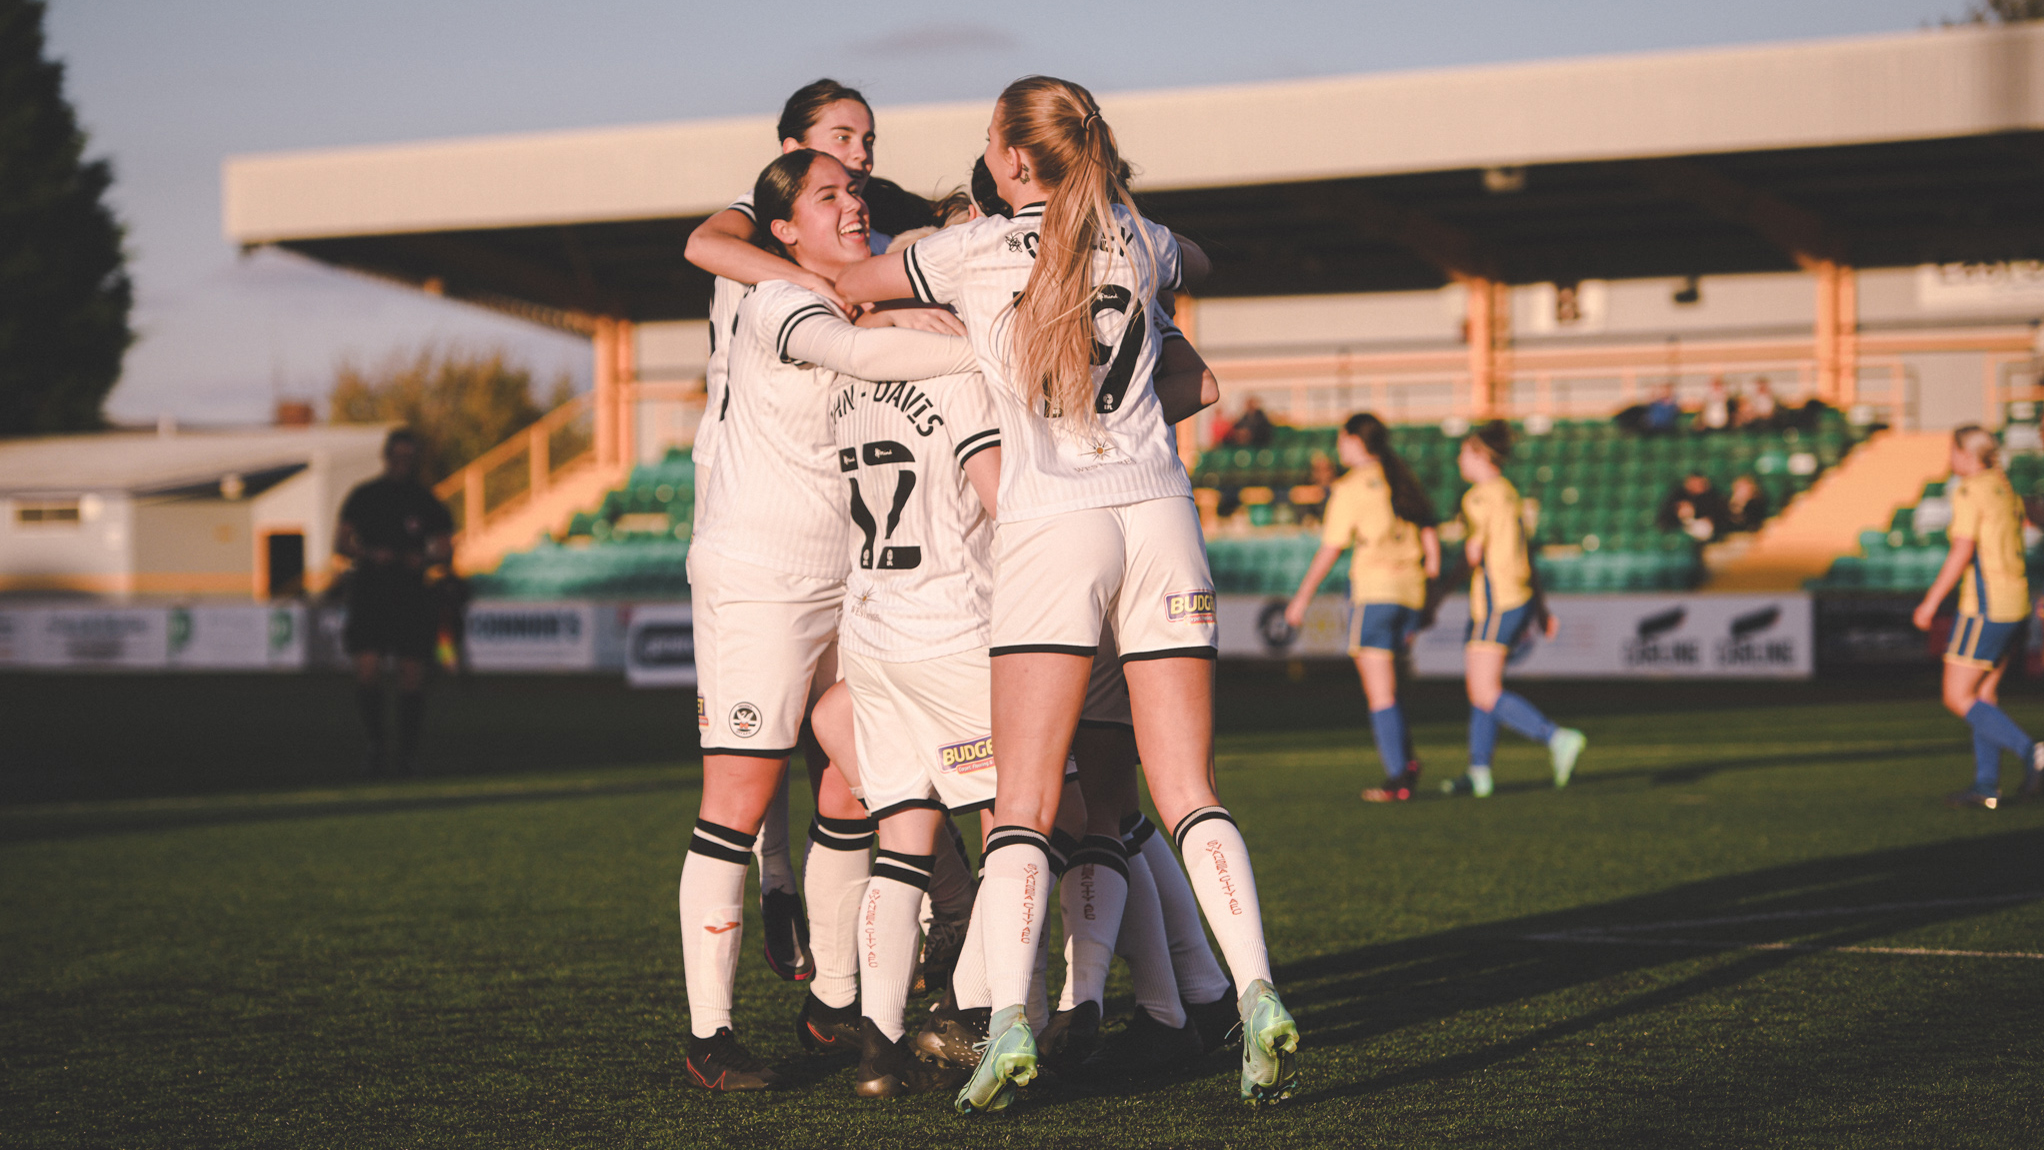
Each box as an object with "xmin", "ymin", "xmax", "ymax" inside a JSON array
[{"xmin": 265, "ymin": 533, "xmax": 305, "ymax": 599}]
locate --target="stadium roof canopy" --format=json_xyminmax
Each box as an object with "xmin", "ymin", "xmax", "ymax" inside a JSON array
[{"xmin": 223, "ymin": 24, "xmax": 2044, "ymax": 332}]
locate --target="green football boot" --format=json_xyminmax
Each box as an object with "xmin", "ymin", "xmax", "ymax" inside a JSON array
[
  {"xmin": 953, "ymin": 1005, "xmax": 1037, "ymax": 1115},
  {"xmin": 1549, "ymin": 728, "xmax": 1587, "ymax": 788},
  {"xmin": 1238, "ymin": 979, "xmax": 1300, "ymax": 1107}
]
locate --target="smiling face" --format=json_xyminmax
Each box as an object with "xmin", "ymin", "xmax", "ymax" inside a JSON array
[
  {"xmin": 786, "ymin": 99, "xmax": 874, "ymax": 192},
  {"xmin": 766, "ymin": 155, "xmax": 870, "ymax": 280}
]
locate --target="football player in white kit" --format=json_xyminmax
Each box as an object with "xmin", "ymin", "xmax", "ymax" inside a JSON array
[
  {"xmin": 684, "ymin": 79, "xmax": 966, "ymax": 1000},
  {"xmin": 841, "ymin": 77, "xmax": 1299, "ymax": 1111},
  {"xmin": 679, "ymin": 149, "xmax": 978, "ymax": 1091}
]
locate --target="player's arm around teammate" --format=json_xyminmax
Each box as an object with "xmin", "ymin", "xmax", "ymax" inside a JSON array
[
  {"xmin": 841, "ymin": 77, "xmax": 1298, "ymax": 1112},
  {"xmin": 1285, "ymin": 413, "xmax": 1439, "ymax": 801},
  {"xmin": 1910, "ymin": 425, "xmax": 2044, "ymax": 807},
  {"xmin": 1446, "ymin": 422, "xmax": 1584, "ymax": 799},
  {"xmin": 679, "ymin": 149, "xmax": 978, "ymax": 1092}
]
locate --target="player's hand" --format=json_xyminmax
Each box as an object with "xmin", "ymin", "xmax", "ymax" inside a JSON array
[
  {"xmin": 1283, "ymin": 596, "xmax": 1308, "ymax": 629},
  {"xmin": 800, "ymin": 272, "xmax": 853, "ymax": 315},
  {"xmin": 866, "ymin": 305, "xmax": 966, "ymax": 336},
  {"xmin": 1912, "ymin": 599, "xmax": 1937, "ymax": 631}
]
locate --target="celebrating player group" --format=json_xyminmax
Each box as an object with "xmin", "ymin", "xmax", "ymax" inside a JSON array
[{"xmin": 675, "ymin": 77, "xmax": 1299, "ymax": 1112}]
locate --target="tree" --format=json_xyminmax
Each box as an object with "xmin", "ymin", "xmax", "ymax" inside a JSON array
[
  {"xmin": 328, "ymin": 346, "xmax": 575, "ymax": 482},
  {"xmin": 1952, "ymin": 0, "xmax": 2044, "ymax": 21},
  {"xmin": 0, "ymin": 0, "xmax": 132, "ymax": 436}
]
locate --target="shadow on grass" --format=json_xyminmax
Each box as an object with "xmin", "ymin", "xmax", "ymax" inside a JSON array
[
  {"xmin": 1471, "ymin": 738, "xmax": 1966, "ymax": 794},
  {"xmin": 0, "ymin": 774, "xmax": 703, "ymax": 844},
  {"xmin": 1263, "ymin": 827, "xmax": 2043, "ymax": 1104}
]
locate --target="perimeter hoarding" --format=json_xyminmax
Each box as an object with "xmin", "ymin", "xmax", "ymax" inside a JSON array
[
  {"xmin": 1219, "ymin": 593, "xmax": 1813, "ymax": 678},
  {"xmin": 623, "ymin": 604, "xmax": 695, "ymax": 688}
]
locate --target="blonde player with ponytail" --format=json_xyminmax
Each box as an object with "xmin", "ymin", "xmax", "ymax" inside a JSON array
[{"xmin": 841, "ymin": 76, "xmax": 1299, "ymax": 1112}]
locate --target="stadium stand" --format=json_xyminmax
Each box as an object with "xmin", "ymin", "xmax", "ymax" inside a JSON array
[{"xmin": 473, "ymin": 413, "xmax": 1868, "ymax": 600}]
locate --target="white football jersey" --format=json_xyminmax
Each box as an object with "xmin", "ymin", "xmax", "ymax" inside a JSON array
[
  {"xmin": 830, "ymin": 372, "xmax": 1001, "ymax": 661},
  {"xmin": 696, "ymin": 191, "xmax": 893, "ymax": 473},
  {"xmin": 691, "ymin": 279, "xmax": 854, "ymax": 581},
  {"xmin": 902, "ymin": 203, "xmax": 1189, "ymax": 522}
]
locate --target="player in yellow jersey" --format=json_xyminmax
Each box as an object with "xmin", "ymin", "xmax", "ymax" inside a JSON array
[
  {"xmin": 1286, "ymin": 413, "xmax": 1440, "ymax": 801},
  {"xmin": 1443, "ymin": 421, "xmax": 1586, "ymax": 798},
  {"xmin": 1912, "ymin": 425, "xmax": 2044, "ymax": 808}
]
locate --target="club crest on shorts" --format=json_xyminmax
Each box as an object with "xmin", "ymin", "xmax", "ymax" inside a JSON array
[
  {"xmin": 938, "ymin": 735, "xmax": 995, "ymax": 775},
  {"xmin": 728, "ymin": 702, "xmax": 762, "ymax": 738},
  {"xmin": 1166, "ymin": 589, "xmax": 1217, "ymax": 624},
  {"xmin": 696, "ymin": 694, "xmax": 708, "ymax": 732}
]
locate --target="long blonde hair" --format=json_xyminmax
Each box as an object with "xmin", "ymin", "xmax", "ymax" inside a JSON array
[{"xmin": 996, "ymin": 76, "xmax": 1160, "ymax": 430}]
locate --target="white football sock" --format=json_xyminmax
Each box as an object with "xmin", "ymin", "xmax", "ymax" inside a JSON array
[
  {"xmin": 951, "ymin": 887, "xmax": 990, "ymax": 1010},
  {"xmin": 1117, "ymin": 849, "xmax": 1188, "ymax": 1028},
  {"xmin": 1057, "ymin": 835, "xmax": 1130, "ymax": 1012},
  {"xmin": 1134, "ymin": 815, "xmax": 1233, "ymax": 1003},
  {"xmin": 1174, "ymin": 807, "xmax": 1274, "ymax": 994},
  {"xmin": 804, "ymin": 814, "xmax": 874, "ymax": 1010},
  {"xmin": 861, "ymin": 851, "xmax": 933, "ymax": 1043},
  {"xmin": 981, "ymin": 826, "xmax": 1052, "ymax": 1015},
  {"xmin": 752, "ymin": 770, "xmax": 796, "ymax": 895},
  {"xmin": 679, "ymin": 819, "xmax": 753, "ymax": 1039}
]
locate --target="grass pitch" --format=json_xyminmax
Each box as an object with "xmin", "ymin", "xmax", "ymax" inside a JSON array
[{"xmin": 2, "ymin": 668, "xmax": 2040, "ymax": 1149}]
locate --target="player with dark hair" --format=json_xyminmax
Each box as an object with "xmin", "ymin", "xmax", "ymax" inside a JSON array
[
  {"xmin": 335, "ymin": 428, "xmax": 453, "ymax": 776},
  {"xmin": 1284, "ymin": 413, "xmax": 1440, "ymax": 801},
  {"xmin": 1913, "ymin": 424, "xmax": 2044, "ymax": 808},
  {"xmin": 1443, "ymin": 421, "xmax": 1586, "ymax": 798}
]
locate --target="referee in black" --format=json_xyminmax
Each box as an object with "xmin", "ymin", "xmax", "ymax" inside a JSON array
[{"xmin": 336, "ymin": 428, "xmax": 454, "ymax": 775}]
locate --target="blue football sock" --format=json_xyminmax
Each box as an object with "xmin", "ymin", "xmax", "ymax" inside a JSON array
[
  {"xmin": 1964, "ymin": 701, "xmax": 2033, "ymax": 794},
  {"xmin": 1469, "ymin": 706, "xmax": 1498, "ymax": 769},
  {"xmin": 1368, "ymin": 704, "xmax": 1409, "ymax": 780},
  {"xmin": 1493, "ymin": 691, "xmax": 1559, "ymax": 744}
]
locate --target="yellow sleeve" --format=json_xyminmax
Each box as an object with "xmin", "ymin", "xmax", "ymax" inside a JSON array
[
  {"xmin": 1462, "ymin": 488, "xmax": 1487, "ymax": 548},
  {"xmin": 1949, "ymin": 483, "xmax": 1980, "ymax": 542},
  {"xmin": 1321, "ymin": 484, "xmax": 1359, "ymax": 550}
]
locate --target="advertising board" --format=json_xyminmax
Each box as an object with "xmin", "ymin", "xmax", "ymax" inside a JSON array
[{"xmin": 624, "ymin": 604, "xmax": 696, "ymax": 688}]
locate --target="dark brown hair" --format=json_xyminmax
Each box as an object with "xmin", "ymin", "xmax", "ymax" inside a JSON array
[
  {"xmin": 750, "ymin": 149, "xmax": 834, "ymax": 261},
  {"xmin": 777, "ymin": 79, "xmax": 870, "ymax": 145},
  {"xmin": 1464, "ymin": 419, "xmax": 1515, "ymax": 468},
  {"xmin": 1344, "ymin": 413, "xmax": 1436, "ymax": 526}
]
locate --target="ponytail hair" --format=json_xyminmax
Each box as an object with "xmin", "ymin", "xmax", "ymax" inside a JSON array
[
  {"xmin": 995, "ymin": 76, "xmax": 1161, "ymax": 429},
  {"xmin": 1464, "ymin": 419, "xmax": 1515, "ymax": 468},
  {"xmin": 1953, "ymin": 424, "xmax": 1999, "ymax": 468},
  {"xmin": 749, "ymin": 149, "xmax": 833, "ymax": 261},
  {"xmin": 1345, "ymin": 413, "xmax": 1436, "ymax": 526}
]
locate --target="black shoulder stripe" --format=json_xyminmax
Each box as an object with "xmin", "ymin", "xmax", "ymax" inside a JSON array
[
  {"xmin": 957, "ymin": 438, "xmax": 1000, "ymax": 468},
  {"xmin": 775, "ymin": 304, "xmax": 835, "ymax": 362},
  {"xmin": 730, "ymin": 201, "xmax": 756, "ymax": 220},
  {"xmin": 904, "ymin": 244, "xmax": 935, "ymax": 303},
  {"xmin": 953, "ymin": 427, "xmax": 1000, "ymax": 459}
]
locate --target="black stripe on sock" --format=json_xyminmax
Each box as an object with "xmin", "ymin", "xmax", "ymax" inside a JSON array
[
  {"xmin": 809, "ymin": 814, "xmax": 876, "ymax": 851},
  {"xmin": 1123, "ymin": 813, "xmax": 1158, "ymax": 851},
  {"xmin": 1066, "ymin": 834, "xmax": 1130, "ymax": 879},
  {"xmin": 983, "ymin": 825, "xmax": 1050, "ymax": 859},
  {"xmin": 1172, "ymin": 806, "xmax": 1237, "ymax": 852},
  {"xmin": 873, "ymin": 850, "xmax": 935, "ymax": 890},
  {"xmin": 689, "ymin": 818, "xmax": 757, "ymax": 864}
]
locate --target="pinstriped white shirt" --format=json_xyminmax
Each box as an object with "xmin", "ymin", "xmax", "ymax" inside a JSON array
[{"xmin": 902, "ymin": 203, "xmax": 1190, "ymax": 522}]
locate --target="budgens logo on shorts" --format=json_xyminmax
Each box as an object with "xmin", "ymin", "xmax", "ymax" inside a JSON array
[
  {"xmin": 1166, "ymin": 589, "xmax": 1216, "ymax": 624},
  {"xmin": 697, "ymin": 694, "xmax": 708, "ymax": 732},
  {"xmin": 939, "ymin": 735, "xmax": 995, "ymax": 775}
]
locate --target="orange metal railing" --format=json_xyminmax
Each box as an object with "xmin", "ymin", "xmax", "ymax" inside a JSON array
[{"xmin": 433, "ymin": 394, "xmax": 598, "ymax": 539}]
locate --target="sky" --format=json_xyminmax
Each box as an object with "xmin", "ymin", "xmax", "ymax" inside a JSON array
[{"xmin": 41, "ymin": 0, "xmax": 1962, "ymax": 426}]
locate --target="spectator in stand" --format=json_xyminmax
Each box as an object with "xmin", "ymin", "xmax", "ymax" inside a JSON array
[
  {"xmin": 337, "ymin": 428, "xmax": 455, "ymax": 776},
  {"xmin": 1641, "ymin": 383, "xmax": 1682, "ymax": 436},
  {"xmin": 1657, "ymin": 472, "xmax": 1732, "ymax": 542},
  {"xmin": 1725, "ymin": 474, "xmax": 1771, "ymax": 534},
  {"xmin": 1227, "ymin": 395, "xmax": 1275, "ymax": 448},
  {"xmin": 1695, "ymin": 376, "xmax": 1733, "ymax": 433},
  {"xmin": 1738, "ymin": 377, "xmax": 1780, "ymax": 429}
]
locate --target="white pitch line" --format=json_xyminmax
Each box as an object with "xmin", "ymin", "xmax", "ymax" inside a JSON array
[
  {"xmin": 1520, "ymin": 932, "xmax": 2044, "ymax": 961},
  {"xmin": 1571, "ymin": 892, "xmax": 2044, "ymax": 934}
]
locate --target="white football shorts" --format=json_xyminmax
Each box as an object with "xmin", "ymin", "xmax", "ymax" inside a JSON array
[
  {"xmin": 687, "ymin": 547, "xmax": 841, "ymax": 756},
  {"xmin": 843, "ymin": 647, "xmax": 998, "ymax": 818},
  {"xmin": 989, "ymin": 496, "xmax": 1216, "ymax": 662}
]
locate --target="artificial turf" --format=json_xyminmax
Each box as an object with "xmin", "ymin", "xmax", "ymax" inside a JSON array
[{"xmin": 2, "ymin": 668, "xmax": 2039, "ymax": 1149}]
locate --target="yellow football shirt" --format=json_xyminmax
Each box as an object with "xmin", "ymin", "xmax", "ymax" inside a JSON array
[
  {"xmin": 1463, "ymin": 476, "xmax": 1533, "ymax": 618},
  {"xmin": 1321, "ymin": 467, "xmax": 1426, "ymax": 609},
  {"xmin": 1948, "ymin": 468, "xmax": 2030, "ymax": 622}
]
